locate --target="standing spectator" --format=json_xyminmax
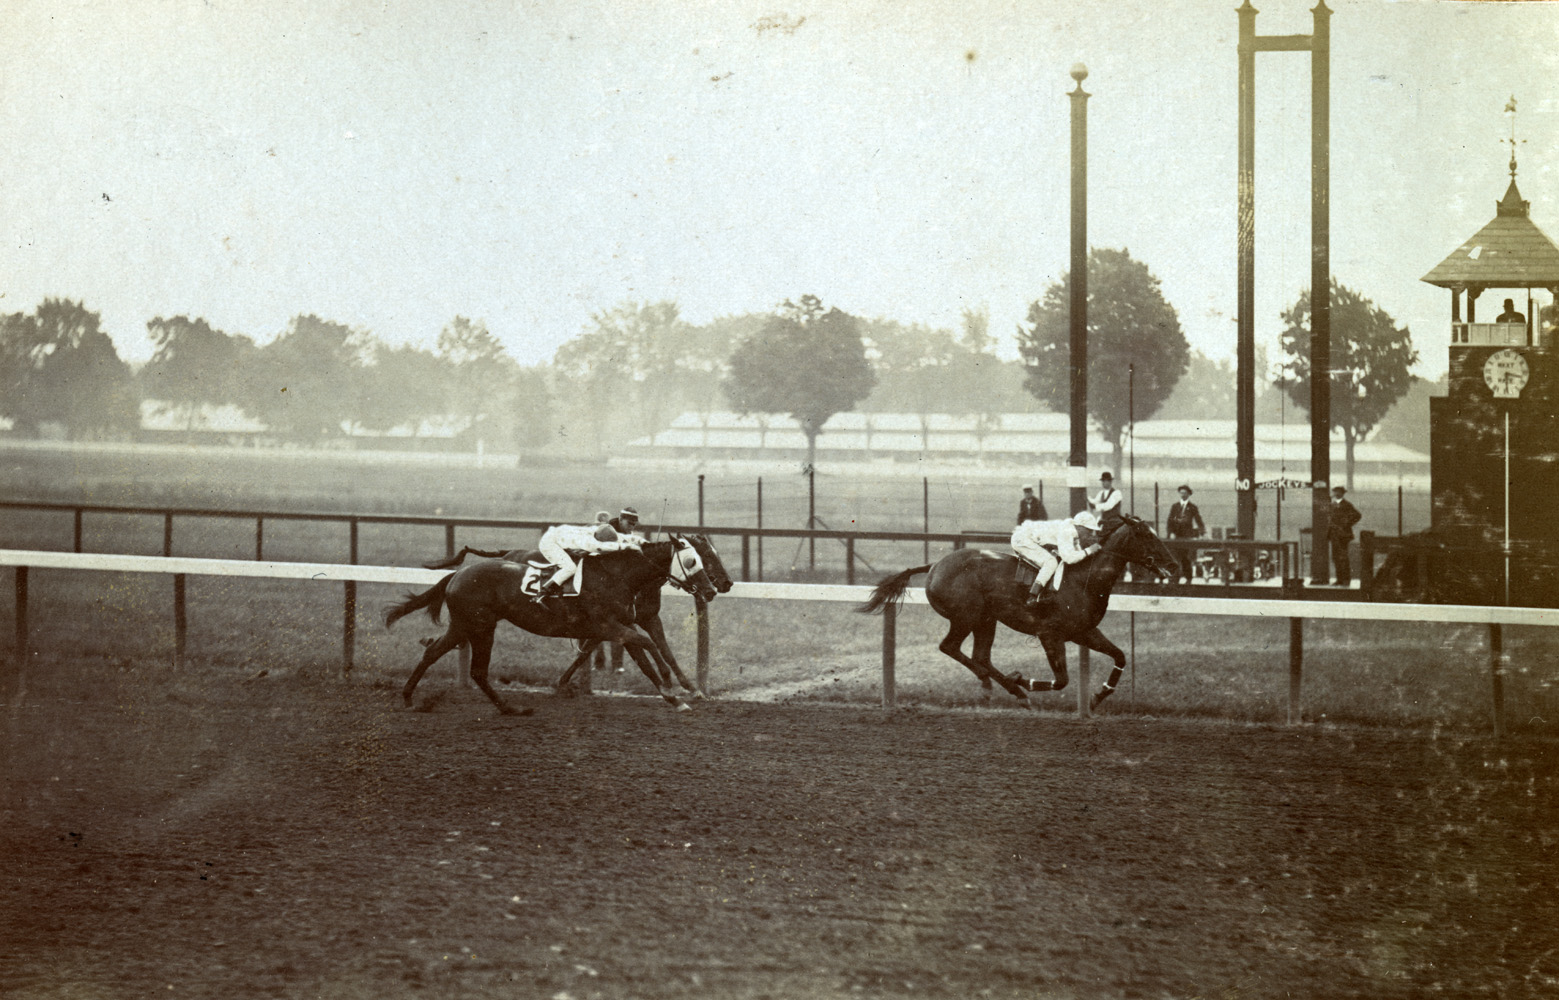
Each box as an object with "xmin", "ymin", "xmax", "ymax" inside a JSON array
[
  {"xmin": 1166, "ymin": 485, "xmax": 1205, "ymax": 583},
  {"xmin": 1090, "ymin": 471, "xmax": 1125, "ymax": 538},
  {"xmin": 1017, "ymin": 485, "xmax": 1046, "ymax": 525},
  {"xmin": 1496, "ymin": 298, "xmax": 1526, "ymax": 325},
  {"xmin": 1327, "ymin": 486, "xmax": 1362, "ymax": 586}
]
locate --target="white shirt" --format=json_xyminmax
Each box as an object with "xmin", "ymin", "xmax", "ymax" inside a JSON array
[
  {"xmin": 1091, "ymin": 487, "xmax": 1123, "ymax": 515},
  {"xmin": 541, "ymin": 523, "xmax": 635, "ymax": 554}
]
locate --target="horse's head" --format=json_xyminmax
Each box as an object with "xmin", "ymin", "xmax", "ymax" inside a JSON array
[
  {"xmin": 684, "ymin": 533, "xmax": 734, "ymax": 594},
  {"xmin": 1107, "ymin": 514, "xmax": 1179, "ymax": 581},
  {"xmin": 666, "ymin": 533, "xmax": 720, "ymax": 602}
]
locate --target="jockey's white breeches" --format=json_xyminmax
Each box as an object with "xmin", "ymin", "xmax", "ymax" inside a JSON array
[
  {"xmin": 1012, "ymin": 539, "xmax": 1059, "ymax": 584},
  {"xmin": 538, "ymin": 538, "xmax": 581, "ymax": 587}
]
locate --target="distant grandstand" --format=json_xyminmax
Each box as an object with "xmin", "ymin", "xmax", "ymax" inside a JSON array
[{"xmin": 625, "ymin": 411, "xmax": 1430, "ymax": 486}]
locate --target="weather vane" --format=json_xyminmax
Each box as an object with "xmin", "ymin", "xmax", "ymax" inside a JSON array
[{"xmin": 1504, "ymin": 95, "xmax": 1524, "ymax": 180}]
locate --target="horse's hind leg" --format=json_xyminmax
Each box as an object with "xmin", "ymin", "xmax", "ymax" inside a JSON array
[
  {"xmin": 466, "ymin": 629, "xmax": 531, "ymax": 716},
  {"xmin": 938, "ymin": 620, "xmax": 1029, "ymax": 703},
  {"xmin": 1075, "ymin": 626, "xmax": 1127, "ymax": 709},
  {"xmin": 402, "ymin": 629, "xmax": 464, "ymax": 707},
  {"xmin": 557, "ymin": 641, "xmax": 600, "ymax": 693}
]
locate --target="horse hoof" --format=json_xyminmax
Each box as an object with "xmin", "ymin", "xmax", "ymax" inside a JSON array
[
  {"xmin": 690, "ymin": 690, "xmax": 708, "ymax": 701},
  {"xmin": 675, "ymin": 701, "xmax": 693, "ymax": 713}
]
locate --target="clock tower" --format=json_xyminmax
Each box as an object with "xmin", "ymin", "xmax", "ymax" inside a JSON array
[{"xmin": 1421, "ymin": 116, "xmax": 1559, "ymax": 593}]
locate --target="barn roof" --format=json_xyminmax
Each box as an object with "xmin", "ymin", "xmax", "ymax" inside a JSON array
[{"xmin": 1421, "ymin": 179, "xmax": 1559, "ymax": 289}]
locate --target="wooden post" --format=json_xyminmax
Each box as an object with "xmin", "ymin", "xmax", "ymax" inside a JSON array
[
  {"xmin": 343, "ymin": 581, "xmax": 356, "ymax": 676},
  {"xmin": 255, "ymin": 517, "xmax": 264, "ymax": 561},
  {"xmin": 1288, "ymin": 617, "xmax": 1303, "ymax": 725},
  {"xmin": 73, "ymin": 510, "xmax": 83, "ymax": 553},
  {"xmin": 1077, "ymin": 647, "xmax": 1091, "ymax": 718},
  {"xmin": 445, "ymin": 523, "xmax": 456, "ymax": 560},
  {"xmin": 881, "ymin": 600, "xmax": 896, "ymax": 709},
  {"xmin": 846, "ymin": 537, "xmax": 855, "ymax": 586},
  {"xmin": 756, "ymin": 478, "xmax": 764, "ymax": 583},
  {"xmin": 922, "ymin": 477, "xmax": 930, "ymax": 564},
  {"xmin": 741, "ymin": 533, "xmax": 750, "ymax": 582},
  {"xmin": 1490, "ymin": 623, "xmax": 1506, "ymax": 739},
  {"xmin": 163, "ymin": 514, "xmax": 174, "ymax": 557},
  {"xmin": 696, "ymin": 595, "xmax": 710, "ymax": 692},
  {"xmin": 14, "ymin": 566, "xmax": 27, "ymax": 664},
  {"xmin": 173, "ymin": 573, "xmax": 187, "ymax": 670}
]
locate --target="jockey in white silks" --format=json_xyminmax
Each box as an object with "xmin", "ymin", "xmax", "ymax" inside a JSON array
[
  {"xmin": 1010, "ymin": 510, "xmax": 1104, "ymax": 607},
  {"xmin": 535, "ymin": 522, "xmax": 641, "ymax": 600}
]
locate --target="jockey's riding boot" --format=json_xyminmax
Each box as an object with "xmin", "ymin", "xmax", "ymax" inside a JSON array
[{"xmin": 534, "ymin": 581, "xmax": 564, "ymax": 603}]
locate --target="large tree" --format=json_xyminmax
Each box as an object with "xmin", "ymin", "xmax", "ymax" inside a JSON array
[
  {"xmin": 242, "ymin": 314, "xmax": 368, "ymax": 439},
  {"xmin": 552, "ymin": 300, "xmax": 737, "ymax": 451},
  {"xmin": 1277, "ymin": 278, "xmax": 1418, "ymax": 489},
  {"xmin": 142, "ymin": 315, "xmax": 255, "ymax": 430},
  {"xmin": 1017, "ymin": 248, "xmax": 1189, "ymax": 473},
  {"xmin": 723, "ymin": 295, "xmax": 876, "ymax": 470},
  {"xmin": 0, "ymin": 299, "xmax": 137, "ymax": 438}
]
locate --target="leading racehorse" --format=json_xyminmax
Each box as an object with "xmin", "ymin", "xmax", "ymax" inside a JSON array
[
  {"xmin": 857, "ymin": 514, "xmax": 1177, "ymax": 709},
  {"xmin": 426, "ymin": 534, "xmax": 733, "ymax": 697},
  {"xmin": 385, "ymin": 535, "xmax": 721, "ymax": 714}
]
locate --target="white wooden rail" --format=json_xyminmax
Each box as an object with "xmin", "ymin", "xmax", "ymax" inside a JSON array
[{"xmin": 5, "ymin": 551, "xmax": 1557, "ymax": 736}]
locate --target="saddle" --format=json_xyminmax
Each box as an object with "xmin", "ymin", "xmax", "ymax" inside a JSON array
[
  {"xmin": 1013, "ymin": 545, "xmax": 1063, "ymax": 593},
  {"xmin": 520, "ymin": 557, "xmax": 586, "ymax": 598}
]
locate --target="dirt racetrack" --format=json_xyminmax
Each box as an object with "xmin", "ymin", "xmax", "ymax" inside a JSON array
[{"xmin": 4, "ymin": 658, "xmax": 1558, "ymax": 1000}]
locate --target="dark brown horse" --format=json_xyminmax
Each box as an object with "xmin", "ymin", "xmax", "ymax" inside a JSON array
[
  {"xmin": 426, "ymin": 534, "xmax": 734, "ymax": 697},
  {"xmin": 386, "ymin": 536, "xmax": 720, "ymax": 714},
  {"xmin": 857, "ymin": 514, "xmax": 1177, "ymax": 708}
]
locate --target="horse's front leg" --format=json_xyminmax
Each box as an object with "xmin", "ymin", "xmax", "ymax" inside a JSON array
[
  {"xmin": 1024, "ymin": 632, "xmax": 1070, "ymax": 694},
  {"xmin": 598, "ymin": 616, "xmax": 688, "ymax": 711},
  {"xmin": 643, "ymin": 615, "xmax": 702, "ymax": 698},
  {"xmin": 1075, "ymin": 626, "xmax": 1127, "ymax": 709}
]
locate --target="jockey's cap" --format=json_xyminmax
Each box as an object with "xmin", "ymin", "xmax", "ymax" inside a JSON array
[
  {"xmin": 620, "ymin": 506, "xmax": 640, "ymax": 519},
  {"xmin": 1072, "ymin": 510, "xmax": 1101, "ymax": 532}
]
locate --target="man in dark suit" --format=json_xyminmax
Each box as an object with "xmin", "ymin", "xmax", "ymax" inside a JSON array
[
  {"xmin": 1016, "ymin": 485, "xmax": 1046, "ymax": 525},
  {"xmin": 1327, "ymin": 487, "xmax": 1362, "ymax": 586},
  {"xmin": 1165, "ymin": 484, "xmax": 1204, "ymax": 583}
]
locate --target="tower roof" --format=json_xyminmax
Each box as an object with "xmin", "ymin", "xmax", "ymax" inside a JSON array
[{"xmin": 1421, "ymin": 179, "xmax": 1559, "ymax": 289}]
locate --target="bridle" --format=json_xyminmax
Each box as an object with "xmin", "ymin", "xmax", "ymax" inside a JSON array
[{"xmin": 663, "ymin": 536, "xmax": 709, "ymax": 594}]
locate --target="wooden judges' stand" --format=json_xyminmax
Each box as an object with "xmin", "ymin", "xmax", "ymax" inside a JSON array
[{"xmin": 1421, "ymin": 149, "xmax": 1559, "ymax": 608}]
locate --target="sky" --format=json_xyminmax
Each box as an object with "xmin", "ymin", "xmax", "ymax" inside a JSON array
[{"xmin": 3, "ymin": 0, "xmax": 1558, "ymax": 382}]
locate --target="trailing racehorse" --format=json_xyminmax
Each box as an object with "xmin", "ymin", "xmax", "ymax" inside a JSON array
[
  {"xmin": 425, "ymin": 534, "xmax": 733, "ymax": 697},
  {"xmin": 386, "ymin": 535, "xmax": 721, "ymax": 714},
  {"xmin": 857, "ymin": 514, "xmax": 1177, "ymax": 709}
]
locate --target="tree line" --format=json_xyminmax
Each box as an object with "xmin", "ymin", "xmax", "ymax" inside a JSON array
[{"xmin": 1, "ymin": 248, "xmax": 1434, "ymax": 485}]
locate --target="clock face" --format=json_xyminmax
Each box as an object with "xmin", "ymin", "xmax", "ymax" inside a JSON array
[{"xmin": 1483, "ymin": 348, "xmax": 1530, "ymax": 399}]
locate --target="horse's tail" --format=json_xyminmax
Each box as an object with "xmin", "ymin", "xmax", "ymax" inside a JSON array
[
  {"xmin": 383, "ymin": 573, "xmax": 455, "ymax": 629},
  {"xmin": 424, "ymin": 546, "xmax": 508, "ymax": 570},
  {"xmin": 856, "ymin": 565, "xmax": 932, "ymax": 615}
]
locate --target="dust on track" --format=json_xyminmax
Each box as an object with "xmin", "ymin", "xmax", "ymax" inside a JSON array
[{"xmin": 3, "ymin": 659, "xmax": 1558, "ymax": 1000}]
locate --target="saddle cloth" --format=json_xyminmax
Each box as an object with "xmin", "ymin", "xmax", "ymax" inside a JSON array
[{"xmin": 520, "ymin": 558, "xmax": 584, "ymax": 598}]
